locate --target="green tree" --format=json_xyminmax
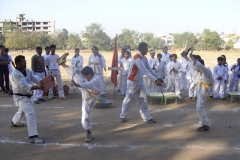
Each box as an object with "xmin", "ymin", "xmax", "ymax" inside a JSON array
[
  {"xmin": 81, "ymin": 23, "xmax": 111, "ymax": 51},
  {"xmin": 54, "ymin": 28, "xmax": 69, "ymax": 49},
  {"xmin": 172, "ymin": 32, "xmax": 197, "ymax": 49},
  {"xmin": 195, "ymin": 29, "xmax": 223, "ymax": 50},
  {"xmin": 66, "ymin": 33, "xmax": 81, "ymax": 49},
  {"xmin": 140, "ymin": 32, "xmax": 165, "ymax": 50},
  {"xmin": 0, "ymin": 34, "xmax": 5, "ymax": 44},
  {"xmin": 118, "ymin": 29, "xmax": 139, "ymax": 50},
  {"xmin": 34, "ymin": 32, "xmax": 54, "ymax": 47}
]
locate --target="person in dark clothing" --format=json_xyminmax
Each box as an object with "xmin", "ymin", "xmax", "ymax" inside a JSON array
[{"xmin": 0, "ymin": 45, "xmax": 11, "ymax": 94}]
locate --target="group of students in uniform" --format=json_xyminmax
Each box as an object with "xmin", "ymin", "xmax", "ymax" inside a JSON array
[
  {"xmin": 1, "ymin": 42, "xmax": 240, "ymax": 144},
  {"xmin": 116, "ymin": 46, "xmax": 240, "ymax": 101}
]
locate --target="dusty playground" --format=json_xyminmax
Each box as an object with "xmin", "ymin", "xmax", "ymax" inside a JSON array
[{"xmin": 0, "ymin": 50, "xmax": 240, "ymax": 160}]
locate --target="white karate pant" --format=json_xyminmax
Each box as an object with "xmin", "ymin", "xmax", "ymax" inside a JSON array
[
  {"xmin": 188, "ymin": 80, "xmax": 196, "ymax": 98},
  {"xmin": 213, "ymin": 79, "xmax": 225, "ymax": 98},
  {"xmin": 121, "ymin": 74, "xmax": 128, "ymax": 95},
  {"xmin": 48, "ymin": 69, "xmax": 65, "ymax": 98},
  {"xmin": 196, "ymin": 85, "xmax": 209, "ymax": 125},
  {"xmin": 148, "ymin": 78, "xmax": 157, "ymax": 92},
  {"xmin": 167, "ymin": 78, "xmax": 180, "ymax": 96},
  {"xmin": 229, "ymin": 78, "xmax": 239, "ymax": 92},
  {"xmin": 120, "ymin": 82, "xmax": 152, "ymax": 121},
  {"xmin": 117, "ymin": 71, "xmax": 122, "ymax": 90},
  {"xmin": 12, "ymin": 96, "xmax": 38, "ymax": 137},
  {"xmin": 81, "ymin": 93, "xmax": 95, "ymax": 130},
  {"xmin": 33, "ymin": 72, "xmax": 45, "ymax": 101}
]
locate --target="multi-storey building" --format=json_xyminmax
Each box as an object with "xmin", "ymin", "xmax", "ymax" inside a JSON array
[{"xmin": 0, "ymin": 14, "xmax": 55, "ymax": 34}]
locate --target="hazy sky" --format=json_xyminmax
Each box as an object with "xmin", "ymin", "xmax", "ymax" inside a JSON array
[{"xmin": 1, "ymin": 0, "xmax": 240, "ymax": 37}]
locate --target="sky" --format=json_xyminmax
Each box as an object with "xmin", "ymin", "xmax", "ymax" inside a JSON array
[{"xmin": 1, "ymin": 0, "xmax": 240, "ymax": 38}]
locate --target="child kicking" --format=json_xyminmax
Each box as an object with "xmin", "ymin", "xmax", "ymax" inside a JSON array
[
  {"xmin": 182, "ymin": 50, "xmax": 214, "ymax": 131},
  {"xmin": 57, "ymin": 53, "xmax": 103, "ymax": 142},
  {"xmin": 71, "ymin": 66, "xmax": 103, "ymax": 142}
]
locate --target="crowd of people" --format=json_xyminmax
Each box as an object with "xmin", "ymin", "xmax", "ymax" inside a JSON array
[{"xmin": 0, "ymin": 42, "xmax": 240, "ymax": 144}]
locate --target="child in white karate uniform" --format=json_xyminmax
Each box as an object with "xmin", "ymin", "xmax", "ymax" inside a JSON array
[
  {"xmin": 120, "ymin": 50, "xmax": 131, "ymax": 97},
  {"xmin": 167, "ymin": 54, "xmax": 182, "ymax": 99},
  {"xmin": 183, "ymin": 50, "xmax": 214, "ymax": 131},
  {"xmin": 155, "ymin": 53, "xmax": 167, "ymax": 92},
  {"xmin": 148, "ymin": 50, "xmax": 158, "ymax": 92},
  {"xmin": 229, "ymin": 58, "xmax": 240, "ymax": 92},
  {"xmin": 213, "ymin": 57, "xmax": 228, "ymax": 99}
]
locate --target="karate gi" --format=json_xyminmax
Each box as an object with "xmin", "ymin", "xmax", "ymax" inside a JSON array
[
  {"xmin": 180, "ymin": 57, "xmax": 190, "ymax": 90},
  {"xmin": 11, "ymin": 68, "xmax": 41, "ymax": 137},
  {"xmin": 155, "ymin": 60, "xmax": 167, "ymax": 92},
  {"xmin": 148, "ymin": 57, "xmax": 158, "ymax": 92},
  {"xmin": 167, "ymin": 61, "xmax": 182, "ymax": 96},
  {"xmin": 120, "ymin": 52, "xmax": 160, "ymax": 121},
  {"xmin": 45, "ymin": 54, "xmax": 65, "ymax": 98},
  {"xmin": 73, "ymin": 74, "xmax": 103, "ymax": 130},
  {"xmin": 88, "ymin": 53, "xmax": 106, "ymax": 94},
  {"xmin": 229, "ymin": 64, "xmax": 240, "ymax": 92},
  {"xmin": 213, "ymin": 64, "xmax": 228, "ymax": 98},
  {"xmin": 120, "ymin": 58, "xmax": 132, "ymax": 95},
  {"xmin": 71, "ymin": 55, "xmax": 83, "ymax": 74},
  {"xmin": 188, "ymin": 61, "xmax": 214, "ymax": 125}
]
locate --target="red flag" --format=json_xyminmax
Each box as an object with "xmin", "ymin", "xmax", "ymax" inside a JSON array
[{"xmin": 111, "ymin": 35, "xmax": 118, "ymax": 86}]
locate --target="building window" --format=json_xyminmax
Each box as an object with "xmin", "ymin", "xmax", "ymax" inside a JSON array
[
  {"xmin": 28, "ymin": 22, "xmax": 32, "ymax": 25},
  {"xmin": 36, "ymin": 27, "xmax": 41, "ymax": 30},
  {"xmin": 28, "ymin": 27, "xmax": 32, "ymax": 30},
  {"xmin": 43, "ymin": 22, "xmax": 48, "ymax": 25},
  {"xmin": 43, "ymin": 27, "xmax": 48, "ymax": 30},
  {"xmin": 36, "ymin": 22, "xmax": 40, "ymax": 25},
  {"xmin": 22, "ymin": 22, "xmax": 27, "ymax": 26}
]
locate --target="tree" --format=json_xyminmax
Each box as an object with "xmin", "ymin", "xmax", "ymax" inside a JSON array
[
  {"xmin": 81, "ymin": 23, "xmax": 111, "ymax": 50},
  {"xmin": 118, "ymin": 29, "xmax": 140, "ymax": 50},
  {"xmin": 195, "ymin": 29, "xmax": 223, "ymax": 50},
  {"xmin": 140, "ymin": 32, "xmax": 165, "ymax": 50},
  {"xmin": 66, "ymin": 33, "xmax": 81, "ymax": 49},
  {"xmin": 0, "ymin": 34, "xmax": 5, "ymax": 44},
  {"xmin": 34, "ymin": 32, "xmax": 54, "ymax": 47},
  {"xmin": 54, "ymin": 28, "xmax": 69, "ymax": 49},
  {"xmin": 172, "ymin": 32, "xmax": 197, "ymax": 49}
]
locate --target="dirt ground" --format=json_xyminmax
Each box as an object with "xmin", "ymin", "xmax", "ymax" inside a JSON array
[{"xmin": 0, "ymin": 50, "xmax": 240, "ymax": 160}]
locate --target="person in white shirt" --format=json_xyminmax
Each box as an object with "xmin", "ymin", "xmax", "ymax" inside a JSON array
[
  {"xmin": 148, "ymin": 50, "xmax": 158, "ymax": 92},
  {"xmin": 161, "ymin": 46, "xmax": 171, "ymax": 64},
  {"xmin": 120, "ymin": 42, "xmax": 164, "ymax": 123},
  {"xmin": 166, "ymin": 55, "xmax": 174, "ymax": 92},
  {"xmin": 167, "ymin": 54, "xmax": 182, "ymax": 99},
  {"xmin": 186, "ymin": 64, "xmax": 196, "ymax": 99},
  {"xmin": 45, "ymin": 44, "xmax": 67, "ymax": 100},
  {"xmin": 120, "ymin": 49, "xmax": 131, "ymax": 97},
  {"xmin": 180, "ymin": 55, "xmax": 190, "ymax": 90},
  {"xmin": 71, "ymin": 66, "xmax": 104, "ymax": 142},
  {"xmin": 213, "ymin": 57, "xmax": 228, "ymax": 99},
  {"xmin": 88, "ymin": 46, "xmax": 107, "ymax": 96},
  {"xmin": 155, "ymin": 53, "xmax": 167, "ymax": 92},
  {"xmin": 11, "ymin": 55, "xmax": 45, "ymax": 143},
  {"xmin": 221, "ymin": 55, "xmax": 229, "ymax": 96},
  {"xmin": 5, "ymin": 48, "xmax": 15, "ymax": 95},
  {"xmin": 229, "ymin": 58, "xmax": 240, "ymax": 92},
  {"xmin": 71, "ymin": 48, "xmax": 83, "ymax": 76},
  {"xmin": 116, "ymin": 48, "xmax": 126, "ymax": 92},
  {"xmin": 182, "ymin": 50, "xmax": 214, "ymax": 131}
]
